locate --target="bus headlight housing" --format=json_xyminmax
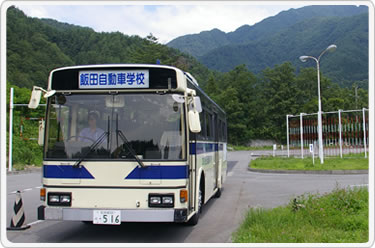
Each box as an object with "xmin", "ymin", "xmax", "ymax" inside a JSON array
[
  {"xmin": 47, "ymin": 192, "xmax": 72, "ymax": 206},
  {"xmin": 49, "ymin": 195, "xmax": 60, "ymax": 203},
  {"xmin": 148, "ymin": 194, "xmax": 174, "ymax": 208},
  {"xmin": 162, "ymin": 196, "xmax": 173, "ymax": 205},
  {"xmin": 150, "ymin": 196, "xmax": 161, "ymax": 205},
  {"xmin": 60, "ymin": 195, "xmax": 71, "ymax": 204}
]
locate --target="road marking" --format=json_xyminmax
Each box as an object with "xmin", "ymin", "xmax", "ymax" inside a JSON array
[
  {"xmin": 28, "ymin": 220, "xmax": 43, "ymax": 226},
  {"xmin": 9, "ymin": 186, "xmax": 42, "ymax": 195}
]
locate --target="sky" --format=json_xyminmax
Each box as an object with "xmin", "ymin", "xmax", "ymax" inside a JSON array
[{"xmin": 15, "ymin": 3, "xmax": 306, "ymax": 44}]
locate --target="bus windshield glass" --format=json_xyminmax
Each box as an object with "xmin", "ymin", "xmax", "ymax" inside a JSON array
[{"xmin": 45, "ymin": 93, "xmax": 186, "ymax": 161}]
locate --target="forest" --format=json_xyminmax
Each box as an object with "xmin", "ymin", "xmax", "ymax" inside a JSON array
[{"xmin": 6, "ymin": 7, "xmax": 368, "ymax": 166}]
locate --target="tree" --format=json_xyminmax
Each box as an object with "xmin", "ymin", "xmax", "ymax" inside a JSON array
[{"xmin": 259, "ymin": 62, "xmax": 299, "ymax": 142}]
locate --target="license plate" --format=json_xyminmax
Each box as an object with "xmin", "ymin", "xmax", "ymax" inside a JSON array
[{"xmin": 93, "ymin": 210, "xmax": 121, "ymax": 225}]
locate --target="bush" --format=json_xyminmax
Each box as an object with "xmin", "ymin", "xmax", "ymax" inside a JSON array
[{"xmin": 233, "ymin": 186, "xmax": 368, "ymax": 243}]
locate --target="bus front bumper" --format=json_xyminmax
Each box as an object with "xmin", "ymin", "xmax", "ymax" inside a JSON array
[{"xmin": 38, "ymin": 206, "xmax": 187, "ymax": 223}]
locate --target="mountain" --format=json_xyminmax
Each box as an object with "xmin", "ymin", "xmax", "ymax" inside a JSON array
[
  {"xmin": 6, "ymin": 7, "xmax": 211, "ymax": 89},
  {"xmin": 201, "ymin": 13, "xmax": 368, "ymax": 85},
  {"xmin": 168, "ymin": 5, "xmax": 367, "ymax": 57},
  {"xmin": 167, "ymin": 5, "xmax": 369, "ymax": 87}
]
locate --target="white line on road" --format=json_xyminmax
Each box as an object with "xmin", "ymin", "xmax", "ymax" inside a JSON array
[
  {"xmin": 9, "ymin": 186, "xmax": 42, "ymax": 195},
  {"xmin": 27, "ymin": 220, "xmax": 43, "ymax": 226}
]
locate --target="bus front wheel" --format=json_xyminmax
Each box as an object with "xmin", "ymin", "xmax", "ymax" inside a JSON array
[{"xmin": 187, "ymin": 184, "xmax": 203, "ymax": 225}]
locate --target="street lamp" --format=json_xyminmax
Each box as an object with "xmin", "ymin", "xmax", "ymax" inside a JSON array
[{"xmin": 299, "ymin": 44, "xmax": 337, "ymax": 164}]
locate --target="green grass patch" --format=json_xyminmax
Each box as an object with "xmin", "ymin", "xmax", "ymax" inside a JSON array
[
  {"xmin": 250, "ymin": 155, "xmax": 368, "ymax": 171},
  {"xmin": 230, "ymin": 145, "xmax": 273, "ymax": 151},
  {"xmin": 233, "ymin": 186, "xmax": 369, "ymax": 243}
]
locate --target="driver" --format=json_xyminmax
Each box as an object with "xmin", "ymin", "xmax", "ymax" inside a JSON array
[{"xmin": 79, "ymin": 111, "xmax": 105, "ymax": 143}]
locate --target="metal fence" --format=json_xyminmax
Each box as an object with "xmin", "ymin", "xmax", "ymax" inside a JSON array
[{"xmin": 286, "ymin": 109, "xmax": 369, "ymax": 158}]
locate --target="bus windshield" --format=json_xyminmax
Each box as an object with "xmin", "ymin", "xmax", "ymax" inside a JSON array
[{"xmin": 45, "ymin": 93, "xmax": 186, "ymax": 161}]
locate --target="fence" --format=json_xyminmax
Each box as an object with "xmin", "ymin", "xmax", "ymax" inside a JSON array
[
  {"xmin": 286, "ymin": 109, "xmax": 369, "ymax": 159},
  {"xmin": 8, "ymin": 88, "xmax": 46, "ymax": 172},
  {"xmin": 20, "ymin": 117, "xmax": 44, "ymax": 141}
]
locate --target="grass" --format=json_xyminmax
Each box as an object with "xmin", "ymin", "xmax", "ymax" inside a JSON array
[
  {"xmin": 233, "ymin": 186, "xmax": 369, "ymax": 243},
  {"xmin": 250, "ymin": 155, "xmax": 369, "ymax": 171},
  {"xmin": 230, "ymin": 145, "xmax": 274, "ymax": 151},
  {"xmin": 10, "ymin": 164, "xmax": 41, "ymax": 171}
]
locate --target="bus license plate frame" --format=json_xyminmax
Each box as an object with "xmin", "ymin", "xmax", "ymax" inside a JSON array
[{"xmin": 93, "ymin": 210, "xmax": 121, "ymax": 225}]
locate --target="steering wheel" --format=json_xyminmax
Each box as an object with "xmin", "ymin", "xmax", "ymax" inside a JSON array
[{"xmin": 66, "ymin": 135, "xmax": 95, "ymax": 143}]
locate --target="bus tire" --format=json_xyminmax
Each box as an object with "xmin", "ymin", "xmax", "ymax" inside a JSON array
[
  {"xmin": 187, "ymin": 183, "xmax": 203, "ymax": 226},
  {"xmin": 214, "ymin": 187, "xmax": 222, "ymax": 198}
]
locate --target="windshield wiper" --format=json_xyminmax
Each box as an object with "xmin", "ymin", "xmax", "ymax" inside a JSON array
[
  {"xmin": 73, "ymin": 131, "xmax": 109, "ymax": 168},
  {"xmin": 115, "ymin": 114, "xmax": 145, "ymax": 168},
  {"xmin": 116, "ymin": 130, "xmax": 146, "ymax": 168}
]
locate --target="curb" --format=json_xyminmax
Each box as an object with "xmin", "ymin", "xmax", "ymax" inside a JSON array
[
  {"xmin": 248, "ymin": 167, "xmax": 368, "ymax": 175},
  {"xmin": 7, "ymin": 167, "xmax": 41, "ymax": 175}
]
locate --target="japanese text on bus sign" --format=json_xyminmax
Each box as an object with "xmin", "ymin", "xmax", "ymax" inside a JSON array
[{"xmin": 79, "ymin": 70, "xmax": 149, "ymax": 89}]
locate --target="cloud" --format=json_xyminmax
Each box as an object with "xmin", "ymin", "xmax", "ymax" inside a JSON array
[{"xmin": 16, "ymin": 4, "xmax": 304, "ymax": 44}]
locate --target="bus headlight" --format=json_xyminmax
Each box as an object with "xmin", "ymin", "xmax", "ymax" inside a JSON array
[
  {"xmin": 149, "ymin": 194, "xmax": 174, "ymax": 207},
  {"xmin": 60, "ymin": 195, "xmax": 71, "ymax": 203},
  {"xmin": 48, "ymin": 192, "xmax": 72, "ymax": 206},
  {"xmin": 49, "ymin": 195, "xmax": 60, "ymax": 203},
  {"xmin": 162, "ymin": 196, "xmax": 173, "ymax": 205},
  {"xmin": 150, "ymin": 196, "xmax": 161, "ymax": 205}
]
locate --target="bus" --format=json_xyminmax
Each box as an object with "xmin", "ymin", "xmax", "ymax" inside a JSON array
[{"xmin": 30, "ymin": 64, "xmax": 227, "ymax": 225}]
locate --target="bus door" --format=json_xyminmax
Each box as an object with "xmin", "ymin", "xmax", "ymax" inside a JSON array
[
  {"xmin": 188, "ymin": 132, "xmax": 197, "ymax": 214},
  {"xmin": 213, "ymin": 112, "xmax": 219, "ymax": 188}
]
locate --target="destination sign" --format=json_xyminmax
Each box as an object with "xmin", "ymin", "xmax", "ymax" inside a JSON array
[{"xmin": 79, "ymin": 70, "xmax": 149, "ymax": 89}]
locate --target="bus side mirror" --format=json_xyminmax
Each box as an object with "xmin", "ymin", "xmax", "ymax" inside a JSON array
[
  {"xmin": 188, "ymin": 96, "xmax": 202, "ymax": 133},
  {"xmin": 189, "ymin": 110, "xmax": 201, "ymax": 133},
  {"xmin": 28, "ymin": 89, "xmax": 42, "ymax": 109},
  {"xmin": 28, "ymin": 86, "xmax": 56, "ymax": 109},
  {"xmin": 194, "ymin": 96, "xmax": 202, "ymax": 113}
]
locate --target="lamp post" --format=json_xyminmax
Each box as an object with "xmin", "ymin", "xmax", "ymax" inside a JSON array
[{"xmin": 299, "ymin": 44, "xmax": 337, "ymax": 164}]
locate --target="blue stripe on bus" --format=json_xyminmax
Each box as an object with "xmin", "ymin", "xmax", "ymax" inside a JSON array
[
  {"xmin": 189, "ymin": 142, "xmax": 222, "ymax": 155},
  {"xmin": 125, "ymin": 165, "xmax": 188, "ymax": 180},
  {"xmin": 43, "ymin": 165, "xmax": 95, "ymax": 179}
]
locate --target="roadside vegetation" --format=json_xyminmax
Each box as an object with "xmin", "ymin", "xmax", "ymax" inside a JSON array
[
  {"xmin": 233, "ymin": 186, "xmax": 369, "ymax": 243},
  {"xmin": 250, "ymin": 155, "xmax": 368, "ymax": 171},
  {"xmin": 230, "ymin": 145, "xmax": 274, "ymax": 151}
]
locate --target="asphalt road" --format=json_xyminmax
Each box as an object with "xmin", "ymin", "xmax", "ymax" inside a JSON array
[{"xmin": 4, "ymin": 151, "xmax": 368, "ymax": 244}]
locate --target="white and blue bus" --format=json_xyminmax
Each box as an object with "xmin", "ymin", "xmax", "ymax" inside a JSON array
[{"xmin": 30, "ymin": 64, "xmax": 227, "ymax": 225}]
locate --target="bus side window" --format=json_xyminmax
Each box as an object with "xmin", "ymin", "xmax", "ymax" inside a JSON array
[
  {"xmin": 218, "ymin": 119, "xmax": 222, "ymax": 142},
  {"xmin": 224, "ymin": 121, "xmax": 227, "ymax": 142},
  {"xmin": 198, "ymin": 109, "xmax": 206, "ymax": 140},
  {"xmin": 205, "ymin": 111, "xmax": 211, "ymax": 140}
]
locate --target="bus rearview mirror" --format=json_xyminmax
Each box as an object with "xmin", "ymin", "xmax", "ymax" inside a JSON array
[
  {"xmin": 28, "ymin": 89, "xmax": 42, "ymax": 109},
  {"xmin": 194, "ymin": 96, "xmax": 202, "ymax": 113},
  {"xmin": 188, "ymin": 96, "xmax": 202, "ymax": 113},
  {"xmin": 189, "ymin": 110, "xmax": 201, "ymax": 133}
]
